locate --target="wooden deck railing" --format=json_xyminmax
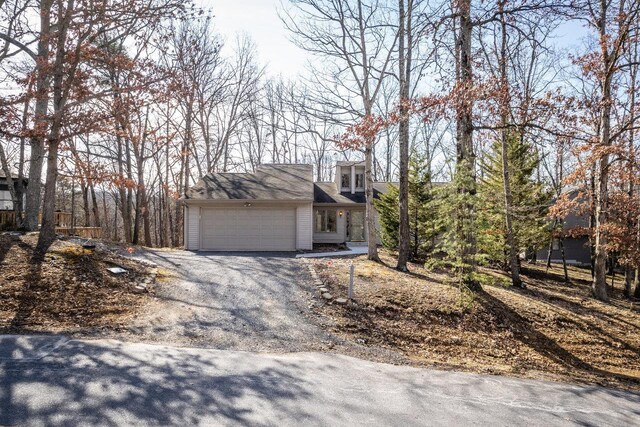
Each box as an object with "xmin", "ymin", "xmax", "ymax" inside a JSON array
[
  {"xmin": 54, "ymin": 212, "xmax": 72, "ymax": 227},
  {"xmin": 0, "ymin": 211, "xmax": 16, "ymax": 226},
  {"xmin": 55, "ymin": 227, "xmax": 103, "ymax": 239},
  {"xmin": 0, "ymin": 210, "xmax": 101, "ymax": 239}
]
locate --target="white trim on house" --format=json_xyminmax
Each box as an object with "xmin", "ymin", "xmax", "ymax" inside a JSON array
[
  {"xmin": 350, "ymin": 166, "xmax": 355, "ymax": 194},
  {"xmin": 296, "ymin": 203, "xmax": 313, "ymax": 250},
  {"xmin": 183, "ymin": 199, "xmax": 314, "ymax": 205},
  {"xmin": 184, "ymin": 205, "xmax": 200, "ymax": 250}
]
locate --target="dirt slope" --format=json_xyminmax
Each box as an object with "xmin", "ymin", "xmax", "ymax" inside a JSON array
[
  {"xmin": 310, "ymin": 251, "xmax": 640, "ymax": 390},
  {"xmin": 0, "ymin": 233, "xmax": 153, "ymax": 334}
]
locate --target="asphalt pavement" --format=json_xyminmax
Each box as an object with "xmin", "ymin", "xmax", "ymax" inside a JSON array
[
  {"xmin": 1, "ymin": 335, "xmax": 638, "ymax": 426},
  {"xmin": 122, "ymin": 249, "xmax": 336, "ymax": 351}
]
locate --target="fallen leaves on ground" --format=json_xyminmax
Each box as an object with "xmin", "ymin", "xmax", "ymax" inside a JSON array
[
  {"xmin": 310, "ymin": 250, "xmax": 640, "ymax": 390},
  {"xmin": 0, "ymin": 233, "xmax": 153, "ymax": 333}
]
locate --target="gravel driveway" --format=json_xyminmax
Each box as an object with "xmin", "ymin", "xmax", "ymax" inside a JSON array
[{"xmin": 123, "ymin": 250, "xmax": 336, "ymax": 352}]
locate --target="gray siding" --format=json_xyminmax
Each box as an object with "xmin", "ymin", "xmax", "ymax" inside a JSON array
[
  {"xmin": 536, "ymin": 237, "xmax": 591, "ymax": 266},
  {"xmin": 313, "ymin": 207, "xmax": 346, "ymax": 244}
]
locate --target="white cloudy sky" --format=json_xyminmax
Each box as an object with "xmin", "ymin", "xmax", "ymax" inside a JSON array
[
  {"xmin": 205, "ymin": 0, "xmax": 308, "ymax": 77},
  {"xmin": 204, "ymin": 0, "xmax": 589, "ymax": 79}
]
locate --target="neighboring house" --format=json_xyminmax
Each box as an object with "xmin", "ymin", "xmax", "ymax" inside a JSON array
[
  {"xmin": 182, "ymin": 161, "xmax": 393, "ymax": 251},
  {"xmin": 0, "ymin": 170, "xmax": 27, "ymax": 211},
  {"xmin": 535, "ymin": 194, "xmax": 591, "ymax": 266},
  {"xmin": 539, "ymin": 235, "xmax": 591, "ymax": 266}
]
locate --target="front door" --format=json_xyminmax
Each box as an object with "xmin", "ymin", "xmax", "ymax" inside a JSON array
[{"xmin": 347, "ymin": 211, "xmax": 365, "ymax": 241}]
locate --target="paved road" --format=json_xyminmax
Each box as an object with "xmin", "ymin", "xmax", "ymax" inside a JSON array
[
  {"xmin": 123, "ymin": 250, "xmax": 336, "ymax": 351},
  {"xmin": 0, "ymin": 336, "xmax": 638, "ymax": 426}
]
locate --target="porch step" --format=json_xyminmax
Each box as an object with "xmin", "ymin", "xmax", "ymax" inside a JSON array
[{"xmin": 346, "ymin": 242, "xmax": 367, "ymax": 248}]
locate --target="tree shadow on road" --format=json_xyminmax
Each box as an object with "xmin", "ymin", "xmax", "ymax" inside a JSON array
[{"xmin": 0, "ymin": 338, "xmax": 316, "ymax": 425}]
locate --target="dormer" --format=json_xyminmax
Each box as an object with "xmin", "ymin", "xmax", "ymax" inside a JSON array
[{"xmin": 335, "ymin": 161, "xmax": 365, "ymax": 194}]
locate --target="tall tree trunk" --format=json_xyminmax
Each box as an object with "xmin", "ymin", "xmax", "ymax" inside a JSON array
[
  {"xmin": 164, "ymin": 112, "xmax": 171, "ymax": 246},
  {"xmin": 365, "ymin": 144, "xmax": 379, "ymax": 261},
  {"xmin": 37, "ymin": 0, "xmax": 76, "ymax": 253},
  {"xmin": 85, "ymin": 140, "xmax": 101, "ymax": 227},
  {"xmin": 591, "ymin": 2, "xmax": 618, "ymax": 301},
  {"xmin": 81, "ymin": 180, "xmax": 90, "ymax": 226},
  {"xmin": 135, "ymin": 134, "xmax": 152, "ymax": 247},
  {"xmin": 116, "ymin": 132, "xmax": 132, "ymax": 243},
  {"xmin": 102, "ymin": 191, "xmax": 108, "ymax": 238},
  {"xmin": 396, "ymin": 0, "xmax": 412, "ymax": 272},
  {"xmin": 501, "ymin": 136, "xmax": 521, "ymax": 287},
  {"xmin": 132, "ymin": 193, "xmax": 141, "ymax": 244},
  {"xmin": 455, "ymin": 0, "xmax": 480, "ymax": 290},
  {"xmin": 14, "ymin": 89, "xmax": 31, "ymax": 225},
  {"xmin": 23, "ymin": 1, "xmax": 52, "ymax": 231},
  {"xmin": 593, "ymin": 73, "xmax": 612, "ymax": 301},
  {"xmin": 559, "ymin": 238, "xmax": 569, "ymax": 283},
  {"xmin": 589, "ymin": 165, "xmax": 596, "ymax": 278},
  {"xmin": 113, "ymin": 194, "xmax": 119, "ymax": 241},
  {"xmin": 498, "ymin": 0, "xmax": 522, "ymax": 287},
  {"xmin": 141, "ymin": 187, "xmax": 152, "ymax": 246},
  {"xmin": 89, "ymin": 182, "xmax": 100, "ymax": 227},
  {"xmin": 356, "ymin": 0, "xmax": 380, "ymax": 262},
  {"xmin": 37, "ymin": 139, "xmax": 60, "ymax": 253},
  {"xmin": 70, "ymin": 177, "xmax": 76, "ymax": 233},
  {"xmin": 546, "ymin": 217, "xmax": 558, "ymax": 272},
  {"xmin": 385, "ymin": 129, "xmax": 392, "ymax": 182},
  {"xmin": 625, "ymin": 45, "xmax": 637, "ymax": 297},
  {"xmin": 124, "ymin": 134, "xmax": 136, "ymax": 244}
]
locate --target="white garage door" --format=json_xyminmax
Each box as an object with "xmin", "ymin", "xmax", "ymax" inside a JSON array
[{"xmin": 200, "ymin": 207, "xmax": 296, "ymax": 251}]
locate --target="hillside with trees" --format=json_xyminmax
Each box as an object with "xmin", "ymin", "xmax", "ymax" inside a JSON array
[{"xmin": 1, "ymin": 0, "xmax": 640, "ymax": 304}]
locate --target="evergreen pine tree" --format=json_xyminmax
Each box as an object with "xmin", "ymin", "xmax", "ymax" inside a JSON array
[
  {"xmin": 408, "ymin": 155, "xmax": 437, "ymax": 258},
  {"xmin": 426, "ymin": 161, "xmax": 478, "ymax": 286},
  {"xmin": 477, "ymin": 131, "xmax": 550, "ymax": 269},
  {"xmin": 375, "ymin": 183, "xmax": 400, "ymax": 250},
  {"xmin": 375, "ymin": 155, "xmax": 436, "ymax": 259}
]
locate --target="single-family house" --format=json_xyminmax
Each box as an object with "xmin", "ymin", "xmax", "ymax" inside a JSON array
[
  {"xmin": 535, "ymin": 199, "xmax": 591, "ymax": 266},
  {"xmin": 182, "ymin": 161, "xmax": 393, "ymax": 251},
  {"xmin": 0, "ymin": 171, "xmax": 28, "ymax": 228},
  {"xmin": 0, "ymin": 170, "xmax": 27, "ymax": 211}
]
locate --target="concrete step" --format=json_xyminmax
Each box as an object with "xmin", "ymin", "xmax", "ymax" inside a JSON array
[{"xmin": 346, "ymin": 242, "xmax": 367, "ymax": 248}]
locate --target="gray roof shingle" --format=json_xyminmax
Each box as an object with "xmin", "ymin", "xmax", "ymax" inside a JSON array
[
  {"xmin": 313, "ymin": 182, "xmax": 395, "ymax": 204},
  {"xmin": 185, "ymin": 164, "xmax": 314, "ymax": 201}
]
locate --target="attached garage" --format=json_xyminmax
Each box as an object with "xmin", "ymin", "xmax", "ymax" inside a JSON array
[
  {"xmin": 200, "ymin": 207, "xmax": 296, "ymax": 251},
  {"xmin": 182, "ymin": 164, "xmax": 314, "ymax": 252}
]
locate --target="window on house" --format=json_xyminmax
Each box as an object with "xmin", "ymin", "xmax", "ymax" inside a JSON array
[
  {"xmin": 355, "ymin": 173, "xmax": 364, "ymax": 189},
  {"xmin": 0, "ymin": 190, "xmax": 12, "ymax": 210},
  {"xmin": 315, "ymin": 209, "xmax": 337, "ymax": 233},
  {"xmin": 341, "ymin": 173, "xmax": 350, "ymax": 189},
  {"xmin": 552, "ymin": 238, "xmax": 561, "ymax": 251}
]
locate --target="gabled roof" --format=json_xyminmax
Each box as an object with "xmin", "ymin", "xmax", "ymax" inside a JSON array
[
  {"xmin": 0, "ymin": 170, "xmax": 28, "ymax": 185},
  {"xmin": 185, "ymin": 164, "xmax": 314, "ymax": 201},
  {"xmin": 336, "ymin": 160, "xmax": 365, "ymax": 167},
  {"xmin": 313, "ymin": 182, "xmax": 395, "ymax": 204}
]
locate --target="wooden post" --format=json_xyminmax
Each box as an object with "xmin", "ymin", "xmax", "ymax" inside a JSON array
[{"xmin": 348, "ymin": 263, "xmax": 354, "ymax": 300}]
